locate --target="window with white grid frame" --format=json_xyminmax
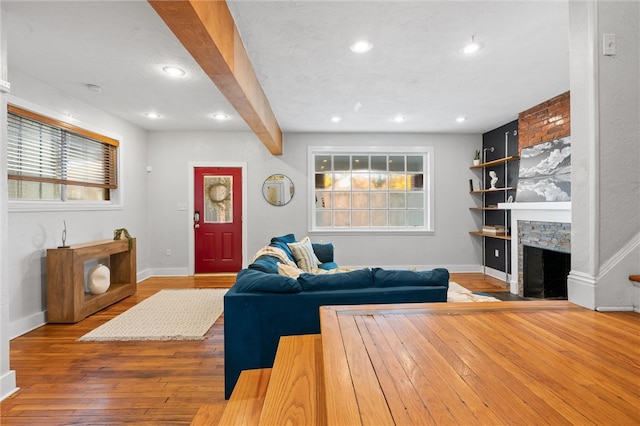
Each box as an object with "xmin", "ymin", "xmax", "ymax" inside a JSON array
[{"xmin": 310, "ymin": 147, "xmax": 434, "ymax": 232}]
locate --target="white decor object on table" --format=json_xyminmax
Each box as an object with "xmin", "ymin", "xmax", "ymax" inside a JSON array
[{"xmin": 88, "ymin": 264, "xmax": 110, "ymax": 294}]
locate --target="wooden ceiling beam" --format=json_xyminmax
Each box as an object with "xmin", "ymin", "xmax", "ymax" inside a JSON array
[{"xmin": 148, "ymin": 0, "xmax": 282, "ymax": 155}]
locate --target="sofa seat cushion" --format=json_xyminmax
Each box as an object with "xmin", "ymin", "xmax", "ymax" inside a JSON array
[
  {"xmin": 234, "ymin": 268, "xmax": 301, "ymax": 293},
  {"xmin": 372, "ymin": 268, "xmax": 450, "ymax": 289},
  {"xmin": 297, "ymin": 268, "xmax": 373, "ymax": 291}
]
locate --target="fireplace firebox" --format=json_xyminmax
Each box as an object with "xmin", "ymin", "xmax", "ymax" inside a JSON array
[{"xmin": 523, "ymin": 245, "xmax": 570, "ymax": 299}]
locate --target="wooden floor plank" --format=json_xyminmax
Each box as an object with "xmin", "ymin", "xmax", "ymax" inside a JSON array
[
  {"xmin": 337, "ymin": 314, "xmax": 395, "ymax": 426},
  {"xmin": 355, "ymin": 315, "xmax": 432, "ymax": 425},
  {"xmin": 386, "ymin": 313, "xmax": 501, "ymax": 425}
]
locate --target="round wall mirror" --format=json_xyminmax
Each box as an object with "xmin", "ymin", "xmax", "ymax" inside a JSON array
[{"xmin": 262, "ymin": 174, "xmax": 294, "ymax": 206}]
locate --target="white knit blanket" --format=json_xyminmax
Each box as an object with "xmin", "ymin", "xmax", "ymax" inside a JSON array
[{"xmin": 251, "ymin": 245, "xmax": 298, "ymax": 268}]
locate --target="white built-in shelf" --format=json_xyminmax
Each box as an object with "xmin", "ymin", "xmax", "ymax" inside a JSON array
[{"xmin": 498, "ymin": 202, "xmax": 571, "ymax": 211}]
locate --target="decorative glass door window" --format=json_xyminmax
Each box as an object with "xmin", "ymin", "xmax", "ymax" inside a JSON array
[
  {"xmin": 310, "ymin": 147, "xmax": 433, "ymax": 232},
  {"xmin": 204, "ymin": 176, "xmax": 232, "ymax": 223}
]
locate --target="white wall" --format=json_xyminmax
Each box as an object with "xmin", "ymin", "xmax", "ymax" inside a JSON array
[
  {"xmin": 568, "ymin": 0, "xmax": 640, "ymax": 310},
  {"xmin": 147, "ymin": 131, "xmax": 482, "ymax": 272},
  {"xmin": 0, "ymin": 0, "xmax": 17, "ymax": 400},
  {"xmin": 5, "ymin": 72, "xmax": 150, "ymax": 337},
  {"xmin": 595, "ymin": 0, "xmax": 640, "ymax": 310}
]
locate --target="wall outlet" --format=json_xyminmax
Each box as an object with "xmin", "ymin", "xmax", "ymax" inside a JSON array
[
  {"xmin": 166, "ymin": 249, "xmax": 172, "ymax": 256},
  {"xmin": 494, "ymin": 249, "xmax": 500, "ymax": 257}
]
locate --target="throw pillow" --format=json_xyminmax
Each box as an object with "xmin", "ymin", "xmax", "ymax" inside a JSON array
[{"xmin": 287, "ymin": 236, "xmax": 320, "ymax": 272}]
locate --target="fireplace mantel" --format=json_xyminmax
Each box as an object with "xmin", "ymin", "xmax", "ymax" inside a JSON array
[
  {"xmin": 498, "ymin": 202, "xmax": 571, "ymax": 294},
  {"xmin": 498, "ymin": 202, "xmax": 571, "ymax": 212}
]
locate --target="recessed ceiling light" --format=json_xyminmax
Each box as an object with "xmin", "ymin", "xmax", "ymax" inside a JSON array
[
  {"xmin": 86, "ymin": 83, "xmax": 102, "ymax": 93},
  {"xmin": 350, "ymin": 40, "xmax": 373, "ymax": 53},
  {"xmin": 331, "ymin": 116, "xmax": 342, "ymax": 123},
  {"xmin": 162, "ymin": 66, "xmax": 186, "ymax": 77},
  {"xmin": 456, "ymin": 116, "xmax": 467, "ymax": 123},
  {"xmin": 462, "ymin": 36, "xmax": 482, "ymax": 54},
  {"xmin": 212, "ymin": 113, "xmax": 230, "ymax": 120},
  {"xmin": 393, "ymin": 115, "xmax": 406, "ymax": 123},
  {"xmin": 145, "ymin": 112, "xmax": 161, "ymax": 119}
]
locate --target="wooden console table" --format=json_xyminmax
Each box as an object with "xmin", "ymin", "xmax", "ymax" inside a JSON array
[{"xmin": 46, "ymin": 238, "xmax": 137, "ymax": 323}]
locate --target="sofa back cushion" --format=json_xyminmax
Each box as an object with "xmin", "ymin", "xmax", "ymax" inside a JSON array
[
  {"xmin": 270, "ymin": 234, "xmax": 297, "ymax": 262},
  {"xmin": 234, "ymin": 268, "xmax": 302, "ymax": 293},
  {"xmin": 297, "ymin": 268, "xmax": 373, "ymax": 291},
  {"xmin": 248, "ymin": 255, "xmax": 281, "ymax": 274},
  {"xmin": 372, "ymin": 268, "xmax": 450, "ymax": 288},
  {"xmin": 312, "ymin": 242, "xmax": 334, "ymax": 263}
]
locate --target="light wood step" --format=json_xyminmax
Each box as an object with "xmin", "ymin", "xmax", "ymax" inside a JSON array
[
  {"xmin": 204, "ymin": 368, "xmax": 271, "ymax": 426},
  {"xmin": 258, "ymin": 334, "xmax": 325, "ymax": 425},
  {"xmin": 191, "ymin": 402, "xmax": 226, "ymax": 426}
]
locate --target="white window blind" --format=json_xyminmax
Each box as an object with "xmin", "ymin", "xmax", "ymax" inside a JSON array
[{"xmin": 7, "ymin": 104, "xmax": 118, "ymax": 191}]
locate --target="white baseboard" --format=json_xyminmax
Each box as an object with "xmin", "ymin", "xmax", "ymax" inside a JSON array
[
  {"xmin": 148, "ymin": 267, "xmax": 190, "ymax": 277},
  {"xmin": 567, "ymin": 270, "xmax": 597, "ymax": 310},
  {"xmin": 0, "ymin": 370, "xmax": 17, "ymax": 402},
  {"xmin": 137, "ymin": 268, "xmax": 152, "ymax": 282},
  {"xmin": 10, "ymin": 310, "xmax": 46, "ymax": 340},
  {"xmin": 340, "ymin": 264, "xmax": 484, "ymax": 273},
  {"xmin": 483, "ymin": 266, "xmax": 511, "ymax": 284}
]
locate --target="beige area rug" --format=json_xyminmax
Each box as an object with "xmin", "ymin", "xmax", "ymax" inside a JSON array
[
  {"xmin": 78, "ymin": 288, "xmax": 227, "ymax": 341},
  {"xmin": 448, "ymin": 281, "xmax": 501, "ymax": 302}
]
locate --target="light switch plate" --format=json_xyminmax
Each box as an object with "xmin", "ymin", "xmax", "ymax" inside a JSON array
[{"xmin": 603, "ymin": 33, "xmax": 616, "ymax": 56}]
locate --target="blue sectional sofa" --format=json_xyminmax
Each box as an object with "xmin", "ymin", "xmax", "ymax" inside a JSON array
[{"xmin": 223, "ymin": 234, "xmax": 449, "ymax": 399}]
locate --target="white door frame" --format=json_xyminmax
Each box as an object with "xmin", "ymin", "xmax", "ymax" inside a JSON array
[{"xmin": 188, "ymin": 162, "xmax": 248, "ymax": 276}]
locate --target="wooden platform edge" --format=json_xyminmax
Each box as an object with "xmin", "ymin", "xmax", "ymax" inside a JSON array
[
  {"xmin": 192, "ymin": 368, "xmax": 271, "ymax": 426},
  {"xmin": 258, "ymin": 334, "xmax": 325, "ymax": 425}
]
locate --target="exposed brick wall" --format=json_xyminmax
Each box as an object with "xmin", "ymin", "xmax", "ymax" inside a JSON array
[{"xmin": 518, "ymin": 91, "xmax": 570, "ymax": 151}]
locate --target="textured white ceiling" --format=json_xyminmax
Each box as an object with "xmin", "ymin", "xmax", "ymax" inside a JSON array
[{"xmin": 4, "ymin": 0, "xmax": 570, "ymax": 135}]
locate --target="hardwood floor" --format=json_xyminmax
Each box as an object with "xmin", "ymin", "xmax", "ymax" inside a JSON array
[{"xmin": 0, "ymin": 274, "xmax": 508, "ymax": 425}]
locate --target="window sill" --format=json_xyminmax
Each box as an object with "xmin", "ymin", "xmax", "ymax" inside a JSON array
[
  {"xmin": 8, "ymin": 200, "xmax": 123, "ymax": 213},
  {"xmin": 308, "ymin": 228, "xmax": 435, "ymax": 236}
]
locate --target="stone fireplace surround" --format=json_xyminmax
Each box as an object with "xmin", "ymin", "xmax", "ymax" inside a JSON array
[{"xmin": 498, "ymin": 202, "xmax": 571, "ymax": 295}]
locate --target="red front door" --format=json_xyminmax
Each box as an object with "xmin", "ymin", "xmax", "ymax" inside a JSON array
[{"xmin": 194, "ymin": 167, "xmax": 242, "ymax": 273}]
